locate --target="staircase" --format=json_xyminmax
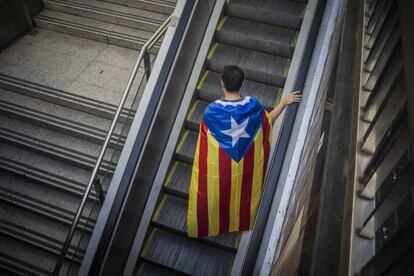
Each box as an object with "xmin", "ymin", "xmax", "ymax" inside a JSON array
[{"xmin": 0, "ymin": 0, "xmax": 176, "ymax": 275}]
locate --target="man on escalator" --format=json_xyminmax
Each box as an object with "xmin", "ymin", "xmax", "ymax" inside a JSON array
[{"xmin": 188, "ymin": 65, "xmax": 301, "ymax": 238}]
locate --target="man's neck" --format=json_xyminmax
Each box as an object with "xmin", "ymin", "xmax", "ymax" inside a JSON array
[{"xmin": 223, "ymin": 91, "xmax": 242, "ymax": 101}]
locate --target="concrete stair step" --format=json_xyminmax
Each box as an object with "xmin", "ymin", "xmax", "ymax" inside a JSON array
[
  {"xmin": 0, "ymin": 73, "xmax": 135, "ymax": 123},
  {"xmin": 99, "ymin": 0, "xmax": 176, "ymax": 15},
  {"xmin": 0, "ymin": 116, "xmax": 119, "ymax": 175},
  {"xmin": 0, "ymin": 201, "xmax": 90, "ymax": 262},
  {"xmin": 0, "ymin": 171, "xmax": 99, "ymax": 233},
  {"xmin": 43, "ymin": 0, "xmax": 167, "ymax": 32},
  {"xmin": 0, "ymin": 233, "xmax": 79, "ymax": 276},
  {"xmin": 0, "ymin": 89, "xmax": 127, "ymax": 150},
  {"xmin": 0, "ymin": 143, "xmax": 105, "ymax": 198},
  {"xmin": 35, "ymin": 9, "xmax": 160, "ymax": 50}
]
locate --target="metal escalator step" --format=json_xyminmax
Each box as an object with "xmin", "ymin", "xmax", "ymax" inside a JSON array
[
  {"xmin": 138, "ymin": 261, "xmax": 181, "ymax": 276},
  {"xmin": 216, "ymin": 16, "xmax": 297, "ymax": 57},
  {"xmin": 175, "ymin": 130, "xmax": 198, "ymax": 164},
  {"xmin": 153, "ymin": 194, "xmax": 240, "ymax": 251},
  {"xmin": 164, "ymin": 161, "xmax": 192, "ymax": 197},
  {"xmin": 197, "ymin": 71, "xmax": 281, "ymax": 110},
  {"xmin": 226, "ymin": 0, "xmax": 306, "ymax": 30},
  {"xmin": 141, "ymin": 227, "xmax": 235, "ymax": 275},
  {"xmin": 186, "ymin": 99, "xmax": 209, "ymax": 131},
  {"xmin": 207, "ymin": 43, "xmax": 289, "ymax": 87}
]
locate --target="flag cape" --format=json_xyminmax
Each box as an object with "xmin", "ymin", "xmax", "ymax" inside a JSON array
[{"xmin": 188, "ymin": 96, "xmax": 272, "ymax": 238}]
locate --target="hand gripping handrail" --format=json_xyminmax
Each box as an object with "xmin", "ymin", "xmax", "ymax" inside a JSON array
[{"xmin": 52, "ymin": 15, "xmax": 172, "ymax": 275}]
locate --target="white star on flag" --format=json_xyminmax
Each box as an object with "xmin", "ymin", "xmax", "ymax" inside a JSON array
[{"xmin": 221, "ymin": 117, "xmax": 250, "ymax": 147}]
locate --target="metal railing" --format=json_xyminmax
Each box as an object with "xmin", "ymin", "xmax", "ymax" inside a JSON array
[{"xmin": 52, "ymin": 15, "xmax": 172, "ymax": 275}]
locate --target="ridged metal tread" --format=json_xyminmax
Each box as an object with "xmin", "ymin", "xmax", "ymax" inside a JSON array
[
  {"xmin": 153, "ymin": 193, "xmax": 240, "ymax": 250},
  {"xmin": 185, "ymin": 99, "xmax": 209, "ymax": 131},
  {"xmin": 163, "ymin": 161, "xmax": 192, "ymax": 197},
  {"xmin": 216, "ymin": 16, "xmax": 298, "ymax": 58},
  {"xmin": 140, "ymin": 228, "xmax": 235, "ymax": 275},
  {"xmin": 226, "ymin": 0, "xmax": 306, "ymax": 30},
  {"xmin": 196, "ymin": 70, "xmax": 282, "ymax": 110},
  {"xmin": 174, "ymin": 130, "xmax": 198, "ymax": 164},
  {"xmin": 207, "ymin": 43, "xmax": 290, "ymax": 87},
  {"xmin": 137, "ymin": 261, "xmax": 181, "ymax": 276}
]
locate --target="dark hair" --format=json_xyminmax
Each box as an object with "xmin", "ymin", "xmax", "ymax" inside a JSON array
[{"xmin": 221, "ymin": 65, "xmax": 244, "ymax": 93}]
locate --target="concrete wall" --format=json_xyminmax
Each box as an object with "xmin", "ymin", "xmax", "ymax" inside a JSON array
[{"xmin": 0, "ymin": 0, "xmax": 42, "ymax": 49}]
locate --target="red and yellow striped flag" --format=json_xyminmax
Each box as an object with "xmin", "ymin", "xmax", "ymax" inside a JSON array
[{"xmin": 188, "ymin": 97, "xmax": 272, "ymax": 238}]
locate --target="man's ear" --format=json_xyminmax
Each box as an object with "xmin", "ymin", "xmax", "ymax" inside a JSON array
[{"xmin": 221, "ymin": 80, "xmax": 224, "ymax": 88}]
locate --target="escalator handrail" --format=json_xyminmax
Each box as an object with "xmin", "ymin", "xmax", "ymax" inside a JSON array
[{"xmin": 52, "ymin": 15, "xmax": 172, "ymax": 275}]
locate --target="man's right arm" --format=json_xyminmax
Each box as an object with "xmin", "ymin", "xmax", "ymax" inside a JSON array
[{"xmin": 269, "ymin": 91, "xmax": 302, "ymax": 122}]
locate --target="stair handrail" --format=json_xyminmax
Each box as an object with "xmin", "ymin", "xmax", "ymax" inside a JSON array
[{"xmin": 53, "ymin": 15, "xmax": 172, "ymax": 275}]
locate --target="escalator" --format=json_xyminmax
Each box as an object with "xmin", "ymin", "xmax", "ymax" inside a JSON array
[{"xmin": 132, "ymin": 0, "xmax": 308, "ymax": 274}]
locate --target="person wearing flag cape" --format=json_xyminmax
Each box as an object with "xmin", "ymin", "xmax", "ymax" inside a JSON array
[{"xmin": 188, "ymin": 65, "xmax": 302, "ymax": 238}]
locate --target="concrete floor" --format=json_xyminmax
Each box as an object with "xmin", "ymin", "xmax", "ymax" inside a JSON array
[{"xmin": 0, "ymin": 28, "xmax": 146, "ymax": 107}]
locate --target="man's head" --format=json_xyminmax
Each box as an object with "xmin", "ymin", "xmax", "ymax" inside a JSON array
[{"xmin": 221, "ymin": 65, "xmax": 244, "ymax": 94}]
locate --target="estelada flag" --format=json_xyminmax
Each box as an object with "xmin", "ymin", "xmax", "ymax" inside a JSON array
[{"xmin": 188, "ymin": 96, "xmax": 272, "ymax": 238}]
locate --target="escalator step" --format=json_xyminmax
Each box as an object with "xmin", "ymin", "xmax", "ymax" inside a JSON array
[
  {"xmin": 226, "ymin": 0, "xmax": 306, "ymax": 30},
  {"xmin": 186, "ymin": 99, "xmax": 208, "ymax": 131},
  {"xmin": 197, "ymin": 71, "xmax": 281, "ymax": 110},
  {"xmin": 164, "ymin": 161, "xmax": 192, "ymax": 197},
  {"xmin": 138, "ymin": 261, "xmax": 181, "ymax": 276},
  {"xmin": 207, "ymin": 43, "xmax": 290, "ymax": 87},
  {"xmin": 216, "ymin": 16, "xmax": 297, "ymax": 57},
  {"xmin": 141, "ymin": 228, "xmax": 235, "ymax": 275},
  {"xmin": 153, "ymin": 194, "xmax": 240, "ymax": 251},
  {"xmin": 175, "ymin": 130, "xmax": 198, "ymax": 164}
]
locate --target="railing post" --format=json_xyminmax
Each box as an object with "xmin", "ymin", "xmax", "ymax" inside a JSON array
[{"xmin": 144, "ymin": 51, "xmax": 152, "ymax": 81}]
